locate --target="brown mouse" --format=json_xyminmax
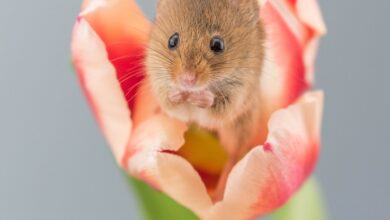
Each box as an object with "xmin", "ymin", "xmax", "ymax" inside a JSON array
[{"xmin": 146, "ymin": 0, "xmax": 265, "ymax": 200}]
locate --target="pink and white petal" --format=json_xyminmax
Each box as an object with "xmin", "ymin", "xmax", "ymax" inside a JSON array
[
  {"xmin": 126, "ymin": 114, "xmax": 213, "ymax": 218},
  {"xmin": 79, "ymin": 0, "xmax": 151, "ymax": 111},
  {"xmin": 268, "ymin": 0, "xmax": 308, "ymax": 45},
  {"xmin": 296, "ymin": 0, "xmax": 327, "ymax": 85},
  {"xmin": 280, "ymin": 0, "xmax": 327, "ymax": 86},
  {"xmin": 72, "ymin": 19, "xmax": 131, "ymax": 164},
  {"xmin": 260, "ymin": 2, "xmax": 307, "ymax": 110},
  {"xmin": 207, "ymin": 91, "xmax": 324, "ymax": 220},
  {"xmin": 260, "ymin": 0, "xmax": 326, "ymax": 109}
]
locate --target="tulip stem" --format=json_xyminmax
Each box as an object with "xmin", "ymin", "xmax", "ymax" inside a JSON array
[{"xmin": 127, "ymin": 174, "xmax": 199, "ymax": 220}]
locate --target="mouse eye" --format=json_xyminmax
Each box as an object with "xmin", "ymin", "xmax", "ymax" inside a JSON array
[
  {"xmin": 210, "ymin": 36, "xmax": 225, "ymax": 54},
  {"xmin": 168, "ymin": 33, "xmax": 180, "ymax": 50}
]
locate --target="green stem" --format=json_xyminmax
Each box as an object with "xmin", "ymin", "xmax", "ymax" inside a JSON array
[{"xmin": 127, "ymin": 175, "xmax": 199, "ymax": 220}]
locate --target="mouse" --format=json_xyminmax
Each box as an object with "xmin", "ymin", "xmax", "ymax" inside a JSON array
[{"xmin": 145, "ymin": 0, "xmax": 265, "ymax": 200}]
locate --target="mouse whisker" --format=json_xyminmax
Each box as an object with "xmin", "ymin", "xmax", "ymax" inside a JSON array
[
  {"xmin": 147, "ymin": 54, "xmax": 173, "ymax": 65},
  {"xmin": 148, "ymin": 48, "xmax": 168, "ymax": 57},
  {"xmin": 110, "ymin": 54, "xmax": 144, "ymax": 62},
  {"xmin": 126, "ymin": 87, "xmax": 147, "ymax": 105},
  {"xmin": 120, "ymin": 70, "xmax": 145, "ymax": 80},
  {"xmin": 147, "ymin": 48, "xmax": 174, "ymax": 64},
  {"xmin": 119, "ymin": 71, "xmax": 145, "ymax": 84},
  {"xmin": 124, "ymin": 79, "xmax": 147, "ymax": 99},
  {"xmin": 121, "ymin": 65, "xmax": 146, "ymax": 75},
  {"xmin": 125, "ymin": 77, "xmax": 169, "ymax": 105}
]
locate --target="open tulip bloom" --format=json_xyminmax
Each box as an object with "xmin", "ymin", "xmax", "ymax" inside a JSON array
[{"xmin": 71, "ymin": 0, "xmax": 327, "ymax": 219}]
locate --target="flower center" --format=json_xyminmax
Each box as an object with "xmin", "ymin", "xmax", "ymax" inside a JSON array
[{"xmin": 177, "ymin": 125, "xmax": 228, "ymax": 196}]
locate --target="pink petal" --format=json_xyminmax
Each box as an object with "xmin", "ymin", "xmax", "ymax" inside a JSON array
[
  {"xmin": 126, "ymin": 115, "xmax": 213, "ymax": 218},
  {"xmin": 260, "ymin": 2, "xmax": 307, "ymax": 108},
  {"xmin": 207, "ymin": 91, "xmax": 324, "ymax": 219},
  {"xmin": 260, "ymin": 0, "xmax": 326, "ymax": 108},
  {"xmin": 79, "ymin": 0, "xmax": 151, "ymax": 111},
  {"xmin": 296, "ymin": 0, "xmax": 327, "ymax": 85},
  {"xmin": 71, "ymin": 19, "xmax": 132, "ymax": 164},
  {"xmin": 74, "ymin": 2, "xmax": 215, "ymax": 216},
  {"xmin": 156, "ymin": 154, "xmax": 214, "ymax": 218}
]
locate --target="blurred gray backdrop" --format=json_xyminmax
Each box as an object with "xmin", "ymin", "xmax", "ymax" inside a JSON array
[{"xmin": 1, "ymin": 0, "xmax": 389, "ymax": 219}]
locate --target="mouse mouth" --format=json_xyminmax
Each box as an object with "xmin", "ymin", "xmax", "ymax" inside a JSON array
[{"xmin": 167, "ymin": 84, "xmax": 216, "ymax": 109}]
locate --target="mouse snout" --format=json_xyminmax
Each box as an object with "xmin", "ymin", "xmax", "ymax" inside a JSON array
[{"xmin": 178, "ymin": 72, "xmax": 197, "ymax": 87}]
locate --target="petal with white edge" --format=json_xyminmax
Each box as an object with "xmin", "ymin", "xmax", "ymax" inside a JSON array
[
  {"xmin": 126, "ymin": 114, "xmax": 213, "ymax": 218},
  {"xmin": 79, "ymin": 0, "xmax": 151, "ymax": 111},
  {"xmin": 71, "ymin": 19, "xmax": 132, "ymax": 165}
]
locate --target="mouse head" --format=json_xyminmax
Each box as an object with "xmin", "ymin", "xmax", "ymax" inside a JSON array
[{"xmin": 146, "ymin": 0, "xmax": 265, "ymax": 106}]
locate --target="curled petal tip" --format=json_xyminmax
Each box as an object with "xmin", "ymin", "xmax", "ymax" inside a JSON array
[
  {"xmin": 296, "ymin": 0, "xmax": 327, "ymax": 35},
  {"xmin": 80, "ymin": 0, "xmax": 106, "ymax": 17}
]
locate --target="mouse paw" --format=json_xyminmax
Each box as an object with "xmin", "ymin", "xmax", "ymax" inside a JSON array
[
  {"xmin": 168, "ymin": 89, "xmax": 187, "ymax": 104},
  {"xmin": 188, "ymin": 91, "xmax": 215, "ymax": 108}
]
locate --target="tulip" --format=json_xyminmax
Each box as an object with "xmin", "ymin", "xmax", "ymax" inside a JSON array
[{"xmin": 71, "ymin": 0, "xmax": 326, "ymax": 219}]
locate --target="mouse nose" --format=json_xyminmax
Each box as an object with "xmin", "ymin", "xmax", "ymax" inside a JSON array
[{"xmin": 179, "ymin": 72, "xmax": 196, "ymax": 87}]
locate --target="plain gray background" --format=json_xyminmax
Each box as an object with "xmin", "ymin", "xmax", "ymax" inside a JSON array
[{"xmin": 1, "ymin": 0, "xmax": 389, "ymax": 219}]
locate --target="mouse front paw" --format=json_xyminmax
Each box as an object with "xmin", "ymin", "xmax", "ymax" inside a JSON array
[
  {"xmin": 168, "ymin": 89, "xmax": 188, "ymax": 104},
  {"xmin": 188, "ymin": 91, "xmax": 215, "ymax": 108}
]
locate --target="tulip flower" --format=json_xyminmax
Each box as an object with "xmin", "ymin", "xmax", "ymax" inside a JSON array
[{"xmin": 71, "ymin": 0, "xmax": 326, "ymax": 219}]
